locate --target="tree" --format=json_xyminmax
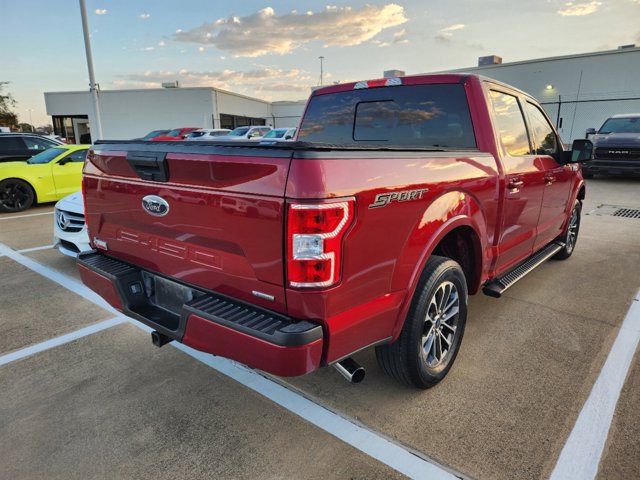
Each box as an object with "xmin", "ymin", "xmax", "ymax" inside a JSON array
[
  {"xmin": 0, "ymin": 81, "xmax": 18, "ymax": 128},
  {"xmin": 18, "ymin": 123, "xmax": 34, "ymax": 132}
]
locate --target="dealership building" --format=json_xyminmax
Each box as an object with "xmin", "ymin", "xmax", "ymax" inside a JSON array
[
  {"xmin": 45, "ymin": 45, "xmax": 640, "ymax": 144},
  {"xmin": 44, "ymin": 86, "xmax": 306, "ymax": 143}
]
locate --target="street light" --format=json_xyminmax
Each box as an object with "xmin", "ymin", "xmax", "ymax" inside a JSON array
[
  {"xmin": 25, "ymin": 109, "xmax": 34, "ymax": 131},
  {"xmin": 79, "ymin": 0, "xmax": 103, "ymax": 140},
  {"xmin": 319, "ymin": 56, "xmax": 325, "ymax": 86}
]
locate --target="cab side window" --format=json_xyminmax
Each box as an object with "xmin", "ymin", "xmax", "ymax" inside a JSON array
[
  {"xmin": 66, "ymin": 149, "xmax": 88, "ymax": 162},
  {"xmin": 489, "ymin": 90, "xmax": 532, "ymax": 156},
  {"xmin": 525, "ymin": 102, "xmax": 558, "ymax": 156}
]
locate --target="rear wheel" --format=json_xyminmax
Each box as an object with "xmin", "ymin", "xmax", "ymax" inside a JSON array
[
  {"xmin": 376, "ymin": 255, "xmax": 468, "ymax": 389},
  {"xmin": 553, "ymin": 200, "xmax": 581, "ymax": 260},
  {"xmin": 0, "ymin": 179, "xmax": 35, "ymax": 213}
]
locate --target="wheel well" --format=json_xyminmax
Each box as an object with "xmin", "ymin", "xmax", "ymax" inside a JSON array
[
  {"xmin": 431, "ymin": 226, "xmax": 482, "ymax": 294},
  {"xmin": 577, "ymin": 185, "xmax": 586, "ymax": 201}
]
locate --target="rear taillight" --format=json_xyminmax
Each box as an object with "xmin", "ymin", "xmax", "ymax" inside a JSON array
[{"xmin": 287, "ymin": 200, "xmax": 355, "ymax": 288}]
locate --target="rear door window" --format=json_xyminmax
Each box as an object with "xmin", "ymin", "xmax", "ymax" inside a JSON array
[
  {"xmin": 489, "ymin": 90, "xmax": 532, "ymax": 156},
  {"xmin": 0, "ymin": 137, "xmax": 25, "ymax": 150},
  {"xmin": 297, "ymin": 83, "xmax": 476, "ymax": 148}
]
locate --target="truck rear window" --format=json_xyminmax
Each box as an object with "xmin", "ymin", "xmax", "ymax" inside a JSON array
[{"xmin": 297, "ymin": 84, "xmax": 476, "ymax": 148}]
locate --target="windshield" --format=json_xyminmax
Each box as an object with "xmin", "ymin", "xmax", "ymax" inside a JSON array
[
  {"xmin": 228, "ymin": 127, "xmax": 250, "ymax": 137},
  {"xmin": 263, "ymin": 129, "xmax": 287, "ymax": 139},
  {"xmin": 27, "ymin": 147, "xmax": 65, "ymax": 164},
  {"xmin": 189, "ymin": 131, "xmax": 207, "ymax": 138},
  {"xmin": 297, "ymin": 83, "xmax": 476, "ymax": 148},
  {"xmin": 599, "ymin": 117, "xmax": 640, "ymax": 134}
]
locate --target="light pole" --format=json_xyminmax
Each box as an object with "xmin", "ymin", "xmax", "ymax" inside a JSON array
[
  {"xmin": 25, "ymin": 109, "xmax": 34, "ymax": 131},
  {"xmin": 319, "ymin": 56, "xmax": 325, "ymax": 86},
  {"xmin": 79, "ymin": 0, "xmax": 103, "ymax": 140}
]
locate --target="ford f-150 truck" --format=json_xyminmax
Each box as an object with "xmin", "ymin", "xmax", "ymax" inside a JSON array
[{"xmin": 78, "ymin": 74, "xmax": 593, "ymax": 389}]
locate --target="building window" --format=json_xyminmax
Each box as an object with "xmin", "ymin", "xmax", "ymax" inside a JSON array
[
  {"xmin": 52, "ymin": 115, "xmax": 88, "ymax": 144},
  {"xmin": 219, "ymin": 113, "xmax": 266, "ymax": 130}
]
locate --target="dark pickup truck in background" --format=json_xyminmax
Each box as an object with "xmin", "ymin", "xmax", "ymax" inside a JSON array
[
  {"xmin": 584, "ymin": 113, "xmax": 640, "ymax": 177},
  {"xmin": 78, "ymin": 74, "xmax": 593, "ymax": 389}
]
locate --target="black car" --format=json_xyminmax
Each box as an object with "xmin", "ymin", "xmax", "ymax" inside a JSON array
[
  {"xmin": 584, "ymin": 114, "xmax": 640, "ymax": 177},
  {"xmin": 0, "ymin": 133, "xmax": 63, "ymax": 162}
]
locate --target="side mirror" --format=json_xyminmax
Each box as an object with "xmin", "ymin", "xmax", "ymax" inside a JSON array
[
  {"xmin": 567, "ymin": 139, "xmax": 593, "ymax": 163},
  {"xmin": 58, "ymin": 157, "xmax": 70, "ymax": 165},
  {"xmin": 585, "ymin": 128, "xmax": 596, "ymax": 138},
  {"xmin": 285, "ymin": 135, "xmax": 292, "ymax": 140}
]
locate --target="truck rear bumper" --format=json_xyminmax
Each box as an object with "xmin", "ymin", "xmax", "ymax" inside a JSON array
[{"xmin": 77, "ymin": 252, "xmax": 324, "ymax": 376}]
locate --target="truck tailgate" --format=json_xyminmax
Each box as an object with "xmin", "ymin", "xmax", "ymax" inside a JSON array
[{"xmin": 83, "ymin": 142, "xmax": 292, "ymax": 313}]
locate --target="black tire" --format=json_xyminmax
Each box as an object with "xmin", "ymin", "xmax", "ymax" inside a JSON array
[
  {"xmin": 0, "ymin": 179, "xmax": 35, "ymax": 213},
  {"xmin": 376, "ymin": 255, "xmax": 468, "ymax": 389},
  {"xmin": 553, "ymin": 200, "xmax": 581, "ymax": 260}
]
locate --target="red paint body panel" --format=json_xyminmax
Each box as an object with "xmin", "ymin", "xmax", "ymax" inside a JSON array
[
  {"xmin": 80, "ymin": 73, "xmax": 584, "ymax": 377},
  {"xmin": 83, "ymin": 149, "xmax": 291, "ymax": 312},
  {"xmin": 77, "ymin": 264, "xmax": 123, "ymax": 311},
  {"xmin": 182, "ymin": 314, "xmax": 323, "ymax": 376}
]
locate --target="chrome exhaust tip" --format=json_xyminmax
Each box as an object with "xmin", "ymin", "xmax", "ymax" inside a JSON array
[{"xmin": 333, "ymin": 358, "xmax": 366, "ymax": 384}]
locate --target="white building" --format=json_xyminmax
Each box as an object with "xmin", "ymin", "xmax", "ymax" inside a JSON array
[
  {"xmin": 442, "ymin": 45, "xmax": 640, "ymax": 143},
  {"xmin": 44, "ymin": 86, "xmax": 306, "ymax": 143},
  {"xmin": 45, "ymin": 45, "xmax": 640, "ymax": 145}
]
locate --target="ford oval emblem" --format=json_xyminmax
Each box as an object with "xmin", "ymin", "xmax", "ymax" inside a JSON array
[{"xmin": 141, "ymin": 195, "xmax": 170, "ymax": 217}]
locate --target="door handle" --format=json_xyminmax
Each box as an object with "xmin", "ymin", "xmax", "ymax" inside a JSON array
[
  {"xmin": 545, "ymin": 175, "xmax": 557, "ymax": 185},
  {"xmin": 508, "ymin": 179, "xmax": 524, "ymax": 192}
]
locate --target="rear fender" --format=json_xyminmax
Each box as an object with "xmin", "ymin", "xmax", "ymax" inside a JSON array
[{"xmin": 390, "ymin": 190, "xmax": 486, "ymax": 340}]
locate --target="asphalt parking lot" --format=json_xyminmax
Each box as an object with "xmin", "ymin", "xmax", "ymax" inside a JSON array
[{"xmin": 1, "ymin": 177, "xmax": 639, "ymax": 480}]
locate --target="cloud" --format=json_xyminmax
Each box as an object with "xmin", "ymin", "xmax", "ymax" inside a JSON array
[
  {"xmin": 95, "ymin": 8, "xmax": 107, "ymax": 15},
  {"xmin": 435, "ymin": 23, "xmax": 465, "ymax": 42},
  {"xmin": 141, "ymin": 47, "xmax": 155, "ymax": 52},
  {"xmin": 139, "ymin": 13, "xmax": 151, "ymax": 20},
  {"xmin": 171, "ymin": 4, "xmax": 407, "ymax": 57},
  {"xmin": 557, "ymin": 1, "xmax": 602, "ymax": 16},
  {"xmin": 112, "ymin": 67, "xmax": 312, "ymax": 94}
]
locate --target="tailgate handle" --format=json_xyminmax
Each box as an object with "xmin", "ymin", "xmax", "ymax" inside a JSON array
[{"xmin": 127, "ymin": 151, "xmax": 169, "ymax": 182}]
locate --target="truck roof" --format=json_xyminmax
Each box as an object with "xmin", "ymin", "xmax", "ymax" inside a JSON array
[
  {"xmin": 608, "ymin": 113, "xmax": 640, "ymax": 118},
  {"xmin": 310, "ymin": 73, "xmax": 530, "ymax": 98}
]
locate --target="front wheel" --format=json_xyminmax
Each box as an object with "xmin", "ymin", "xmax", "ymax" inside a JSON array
[
  {"xmin": 553, "ymin": 200, "xmax": 581, "ymax": 260},
  {"xmin": 376, "ymin": 255, "xmax": 468, "ymax": 389},
  {"xmin": 0, "ymin": 179, "xmax": 35, "ymax": 213}
]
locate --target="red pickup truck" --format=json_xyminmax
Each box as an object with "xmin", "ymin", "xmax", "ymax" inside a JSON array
[{"xmin": 78, "ymin": 74, "xmax": 593, "ymax": 389}]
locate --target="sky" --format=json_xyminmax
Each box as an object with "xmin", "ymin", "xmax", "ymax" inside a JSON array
[{"xmin": 1, "ymin": 0, "xmax": 639, "ymax": 127}]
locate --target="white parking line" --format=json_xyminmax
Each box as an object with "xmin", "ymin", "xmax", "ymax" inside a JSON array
[
  {"xmin": 18, "ymin": 244, "xmax": 54, "ymax": 253},
  {"xmin": 0, "ymin": 243, "xmax": 118, "ymax": 315},
  {"xmin": 0, "ymin": 211, "xmax": 53, "ymax": 220},
  {"xmin": 0, "ymin": 241, "xmax": 460, "ymax": 480},
  {"xmin": 0, "ymin": 317, "xmax": 126, "ymax": 366},
  {"xmin": 550, "ymin": 291, "xmax": 640, "ymax": 480}
]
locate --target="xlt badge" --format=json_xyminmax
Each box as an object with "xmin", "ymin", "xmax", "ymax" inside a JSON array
[
  {"xmin": 369, "ymin": 188, "xmax": 429, "ymax": 209},
  {"xmin": 142, "ymin": 195, "xmax": 170, "ymax": 216}
]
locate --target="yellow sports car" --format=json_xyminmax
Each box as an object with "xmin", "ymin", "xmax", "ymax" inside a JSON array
[{"xmin": 0, "ymin": 144, "xmax": 89, "ymax": 213}]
